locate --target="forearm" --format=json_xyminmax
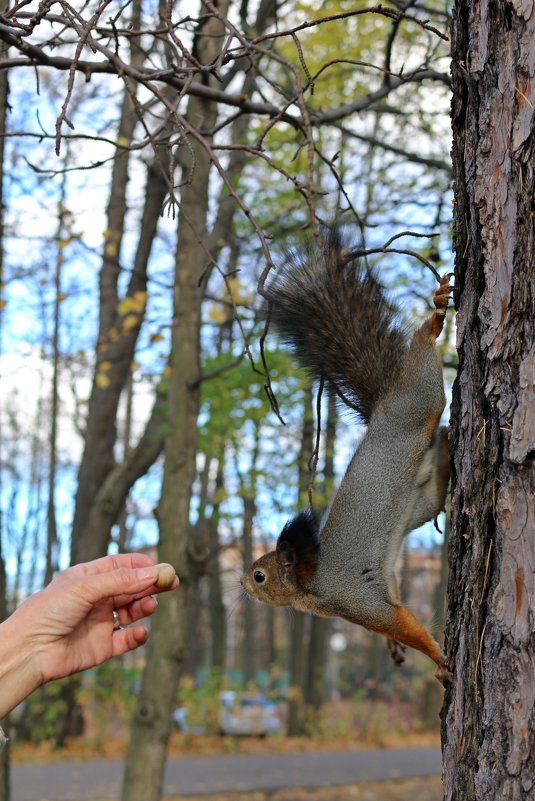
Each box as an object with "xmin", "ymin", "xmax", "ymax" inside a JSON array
[{"xmin": 0, "ymin": 615, "xmax": 42, "ymax": 718}]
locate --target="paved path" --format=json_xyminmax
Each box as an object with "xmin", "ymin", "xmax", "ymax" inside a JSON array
[{"xmin": 12, "ymin": 747, "xmax": 442, "ymax": 801}]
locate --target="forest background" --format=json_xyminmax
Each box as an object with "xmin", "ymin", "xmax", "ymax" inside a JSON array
[{"xmin": 0, "ymin": 0, "xmax": 455, "ymax": 796}]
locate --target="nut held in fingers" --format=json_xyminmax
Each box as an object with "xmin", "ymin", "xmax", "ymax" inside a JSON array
[{"xmin": 155, "ymin": 563, "xmax": 177, "ymax": 588}]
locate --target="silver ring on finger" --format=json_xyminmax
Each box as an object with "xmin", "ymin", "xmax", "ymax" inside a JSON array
[{"xmin": 112, "ymin": 609, "xmax": 125, "ymax": 631}]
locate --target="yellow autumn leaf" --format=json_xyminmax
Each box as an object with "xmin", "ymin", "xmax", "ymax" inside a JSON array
[
  {"xmin": 286, "ymin": 685, "xmax": 303, "ymax": 702},
  {"xmin": 99, "ymin": 360, "xmax": 112, "ymax": 372},
  {"xmin": 180, "ymin": 675, "xmax": 195, "ymax": 691},
  {"xmin": 226, "ymin": 276, "xmax": 242, "ymax": 296},
  {"xmin": 118, "ymin": 291, "xmax": 146, "ymax": 316},
  {"xmin": 213, "ymin": 486, "xmax": 228, "ymax": 505},
  {"xmin": 104, "ymin": 228, "xmax": 122, "ymax": 259},
  {"xmin": 132, "ymin": 290, "xmax": 147, "ymax": 310},
  {"xmin": 226, "ymin": 276, "xmax": 253, "ymax": 305},
  {"xmin": 122, "ymin": 314, "xmax": 139, "ymax": 332},
  {"xmin": 95, "ymin": 373, "xmax": 110, "ymax": 389},
  {"xmin": 150, "ymin": 332, "xmax": 164, "ymax": 343},
  {"xmin": 117, "ymin": 298, "xmax": 134, "ymax": 315},
  {"xmin": 208, "ymin": 305, "xmax": 228, "ymax": 324}
]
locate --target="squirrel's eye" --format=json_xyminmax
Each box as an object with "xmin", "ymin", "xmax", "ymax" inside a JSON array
[{"xmin": 253, "ymin": 570, "xmax": 266, "ymax": 584}]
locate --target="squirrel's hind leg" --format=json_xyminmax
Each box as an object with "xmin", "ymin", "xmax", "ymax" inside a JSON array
[
  {"xmin": 422, "ymin": 273, "xmax": 454, "ymax": 342},
  {"xmin": 372, "ymin": 603, "xmax": 452, "ymax": 684}
]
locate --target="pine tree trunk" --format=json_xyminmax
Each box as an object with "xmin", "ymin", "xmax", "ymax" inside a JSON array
[{"xmin": 443, "ymin": 1, "xmax": 535, "ymax": 797}]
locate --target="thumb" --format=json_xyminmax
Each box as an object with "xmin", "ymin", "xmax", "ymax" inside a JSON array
[{"xmin": 77, "ymin": 565, "xmax": 168, "ymax": 606}]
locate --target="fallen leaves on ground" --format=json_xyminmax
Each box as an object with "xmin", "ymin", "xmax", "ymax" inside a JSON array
[{"xmin": 83, "ymin": 777, "xmax": 441, "ymax": 801}]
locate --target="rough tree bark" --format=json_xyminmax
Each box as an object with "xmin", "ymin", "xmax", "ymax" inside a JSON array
[{"xmin": 443, "ymin": 1, "xmax": 535, "ymax": 798}]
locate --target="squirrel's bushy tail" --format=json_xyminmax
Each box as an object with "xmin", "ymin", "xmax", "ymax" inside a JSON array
[{"xmin": 264, "ymin": 226, "xmax": 408, "ymax": 422}]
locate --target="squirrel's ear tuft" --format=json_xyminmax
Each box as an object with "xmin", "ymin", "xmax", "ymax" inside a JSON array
[
  {"xmin": 277, "ymin": 509, "xmax": 319, "ymax": 553},
  {"xmin": 276, "ymin": 509, "xmax": 319, "ymax": 585}
]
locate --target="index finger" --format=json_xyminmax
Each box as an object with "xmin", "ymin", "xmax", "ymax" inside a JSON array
[
  {"xmin": 51, "ymin": 553, "xmax": 156, "ymax": 586},
  {"xmin": 112, "ymin": 565, "xmax": 179, "ymax": 609},
  {"xmin": 68, "ymin": 564, "xmax": 178, "ymax": 611}
]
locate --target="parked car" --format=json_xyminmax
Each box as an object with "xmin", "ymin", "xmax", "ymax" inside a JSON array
[
  {"xmin": 173, "ymin": 691, "xmax": 282, "ymax": 737},
  {"xmin": 219, "ymin": 691, "xmax": 282, "ymax": 737}
]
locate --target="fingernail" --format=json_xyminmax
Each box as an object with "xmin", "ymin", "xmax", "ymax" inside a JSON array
[{"xmin": 136, "ymin": 566, "xmax": 158, "ymax": 581}]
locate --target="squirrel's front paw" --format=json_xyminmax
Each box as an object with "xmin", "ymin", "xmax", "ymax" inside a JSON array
[
  {"xmin": 428, "ymin": 274, "xmax": 454, "ymax": 340},
  {"xmin": 433, "ymin": 273, "xmax": 454, "ymax": 312}
]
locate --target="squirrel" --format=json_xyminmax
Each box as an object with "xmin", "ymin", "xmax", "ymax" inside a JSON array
[{"xmin": 242, "ymin": 226, "xmax": 453, "ymax": 683}]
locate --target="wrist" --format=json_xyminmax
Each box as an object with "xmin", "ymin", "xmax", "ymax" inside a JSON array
[{"xmin": 0, "ymin": 608, "xmax": 44, "ymax": 718}]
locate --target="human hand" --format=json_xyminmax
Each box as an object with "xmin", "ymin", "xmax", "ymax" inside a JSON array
[{"xmin": 0, "ymin": 553, "xmax": 178, "ymax": 716}]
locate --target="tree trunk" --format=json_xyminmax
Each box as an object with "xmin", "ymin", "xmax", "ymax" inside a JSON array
[
  {"xmin": 433, "ymin": 507, "xmax": 449, "ymax": 633},
  {"xmin": 120, "ymin": 6, "xmax": 229, "ymax": 799},
  {"xmin": 240, "ymin": 421, "xmax": 260, "ymax": 686},
  {"xmin": 44, "ymin": 172, "xmax": 66, "ymax": 587},
  {"xmin": 287, "ymin": 384, "xmax": 315, "ymax": 736},
  {"xmin": 71, "ymin": 151, "xmax": 168, "ymax": 564},
  {"xmin": 70, "ymin": 0, "xmax": 169, "ymax": 565},
  {"xmin": 303, "ymin": 392, "xmax": 337, "ymax": 712},
  {"xmin": 266, "ymin": 604, "xmax": 277, "ymax": 668},
  {"xmin": 443, "ymin": 2, "xmax": 535, "ymax": 798},
  {"xmin": 286, "ymin": 613, "xmax": 308, "ymax": 736},
  {"xmin": 208, "ymin": 458, "xmax": 227, "ymax": 673},
  {"xmin": 83, "ymin": 387, "xmax": 166, "ymax": 544}
]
